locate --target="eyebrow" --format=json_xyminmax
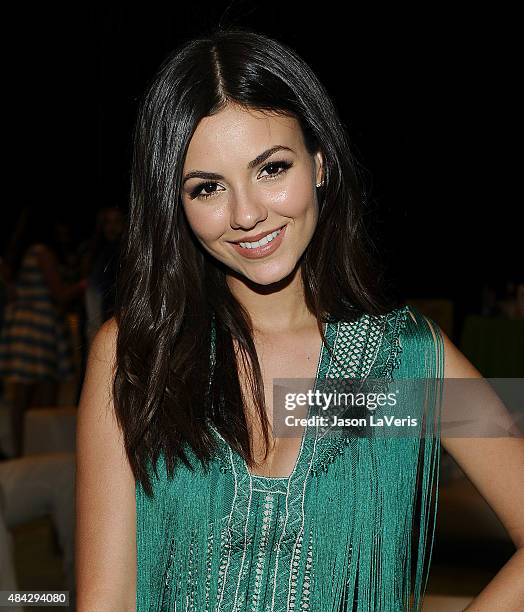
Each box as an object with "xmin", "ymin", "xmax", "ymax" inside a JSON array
[{"xmin": 182, "ymin": 145, "xmax": 295, "ymax": 184}]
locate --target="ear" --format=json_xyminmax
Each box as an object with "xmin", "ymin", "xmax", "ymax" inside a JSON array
[{"xmin": 314, "ymin": 150, "xmax": 324, "ymax": 186}]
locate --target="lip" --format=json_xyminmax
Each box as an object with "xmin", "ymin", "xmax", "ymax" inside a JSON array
[
  {"xmin": 229, "ymin": 225, "xmax": 285, "ymax": 244},
  {"xmin": 229, "ymin": 224, "xmax": 287, "ymax": 259}
]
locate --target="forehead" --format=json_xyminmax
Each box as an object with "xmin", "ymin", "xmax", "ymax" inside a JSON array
[{"xmin": 184, "ymin": 104, "xmax": 304, "ymax": 168}]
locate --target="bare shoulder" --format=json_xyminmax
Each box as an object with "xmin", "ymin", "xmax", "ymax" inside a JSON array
[
  {"xmin": 88, "ymin": 316, "xmax": 119, "ymax": 368},
  {"xmin": 437, "ymin": 326, "xmax": 524, "ymax": 550},
  {"xmin": 79, "ymin": 317, "xmax": 120, "ymax": 423},
  {"xmin": 75, "ymin": 315, "xmax": 137, "ymax": 610},
  {"xmin": 438, "ymin": 327, "xmax": 482, "ymax": 379}
]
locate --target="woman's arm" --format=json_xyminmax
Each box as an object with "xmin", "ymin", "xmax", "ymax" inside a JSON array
[
  {"xmin": 35, "ymin": 244, "xmax": 87, "ymax": 305},
  {"xmin": 437, "ymin": 328, "xmax": 524, "ymax": 610},
  {"xmin": 75, "ymin": 317, "xmax": 136, "ymax": 611}
]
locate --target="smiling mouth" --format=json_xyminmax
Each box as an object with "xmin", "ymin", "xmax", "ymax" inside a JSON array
[
  {"xmin": 229, "ymin": 225, "xmax": 286, "ymax": 246},
  {"xmin": 228, "ymin": 224, "xmax": 288, "ymax": 258}
]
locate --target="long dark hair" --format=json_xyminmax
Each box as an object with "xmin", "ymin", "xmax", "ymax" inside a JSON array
[{"xmin": 113, "ymin": 26, "xmax": 399, "ymax": 496}]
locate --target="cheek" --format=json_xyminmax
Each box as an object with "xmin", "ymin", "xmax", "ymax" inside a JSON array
[
  {"xmin": 275, "ymin": 173, "xmax": 316, "ymax": 219},
  {"xmin": 183, "ymin": 201, "xmax": 228, "ymax": 242}
]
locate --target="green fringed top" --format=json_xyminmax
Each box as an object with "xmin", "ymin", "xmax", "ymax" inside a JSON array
[{"xmin": 136, "ymin": 304, "xmax": 444, "ymax": 611}]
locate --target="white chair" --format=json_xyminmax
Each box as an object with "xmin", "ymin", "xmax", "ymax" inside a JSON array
[{"xmin": 23, "ymin": 406, "xmax": 77, "ymax": 456}]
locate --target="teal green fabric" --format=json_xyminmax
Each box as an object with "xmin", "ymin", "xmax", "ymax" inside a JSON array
[{"xmin": 136, "ymin": 304, "xmax": 444, "ymax": 611}]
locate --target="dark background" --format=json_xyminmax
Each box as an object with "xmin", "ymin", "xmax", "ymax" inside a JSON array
[{"xmin": 4, "ymin": 3, "xmax": 520, "ymax": 337}]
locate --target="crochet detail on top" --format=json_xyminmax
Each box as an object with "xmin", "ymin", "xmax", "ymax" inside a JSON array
[
  {"xmin": 309, "ymin": 305, "xmax": 411, "ymax": 477},
  {"xmin": 210, "ymin": 305, "xmax": 411, "ymax": 478}
]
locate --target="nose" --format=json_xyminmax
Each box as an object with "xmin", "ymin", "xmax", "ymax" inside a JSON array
[{"xmin": 229, "ymin": 187, "xmax": 268, "ymax": 231}]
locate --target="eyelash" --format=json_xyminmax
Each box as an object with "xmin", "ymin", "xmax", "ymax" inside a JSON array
[{"xmin": 189, "ymin": 160, "xmax": 293, "ymax": 201}]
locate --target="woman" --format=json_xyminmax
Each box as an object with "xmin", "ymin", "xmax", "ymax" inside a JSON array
[
  {"xmin": 0, "ymin": 207, "xmax": 87, "ymax": 457},
  {"xmin": 76, "ymin": 28, "xmax": 524, "ymax": 610}
]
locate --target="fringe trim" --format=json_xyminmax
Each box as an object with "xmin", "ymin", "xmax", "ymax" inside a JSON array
[{"xmin": 135, "ymin": 304, "xmax": 444, "ymax": 611}]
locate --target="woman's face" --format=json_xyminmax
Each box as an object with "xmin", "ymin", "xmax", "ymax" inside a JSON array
[{"xmin": 181, "ymin": 103, "xmax": 323, "ymax": 286}]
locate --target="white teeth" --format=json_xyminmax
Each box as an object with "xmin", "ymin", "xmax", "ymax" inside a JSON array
[{"xmin": 238, "ymin": 228, "xmax": 282, "ymax": 249}]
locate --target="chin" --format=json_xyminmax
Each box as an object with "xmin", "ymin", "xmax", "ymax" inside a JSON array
[{"xmin": 240, "ymin": 259, "xmax": 297, "ymax": 287}]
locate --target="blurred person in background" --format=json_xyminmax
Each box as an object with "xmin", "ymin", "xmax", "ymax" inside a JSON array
[
  {"xmin": 0, "ymin": 258, "xmax": 12, "ymax": 402},
  {"xmin": 0, "ymin": 258, "xmax": 10, "ymax": 329},
  {"xmin": 481, "ymin": 275, "xmax": 524, "ymax": 319},
  {"xmin": 82, "ymin": 206, "xmax": 124, "ymax": 347},
  {"xmin": 53, "ymin": 219, "xmax": 83, "ymax": 287},
  {"xmin": 73, "ymin": 206, "xmax": 124, "ymax": 403},
  {"xmin": 0, "ymin": 206, "xmax": 87, "ymax": 458}
]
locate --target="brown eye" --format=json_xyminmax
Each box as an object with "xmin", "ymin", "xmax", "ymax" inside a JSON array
[
  {"xmin": 259, "ymin": 160, "xmax": 293, "ymax": 179},
  {"xmin": 190, "ymin": 182, "xmax": 222, "ymax": 200},
  {"xmin": 189, "ymin": 160, "xmax": 292, "ymax": 201}
]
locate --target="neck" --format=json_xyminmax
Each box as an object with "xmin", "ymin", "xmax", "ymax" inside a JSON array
[{"xmin": 226, "ymin": 265, "xmax": 316, "ymax": 334}]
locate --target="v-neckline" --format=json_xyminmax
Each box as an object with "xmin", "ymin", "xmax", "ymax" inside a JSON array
[{"xmin": 235, "ymin": 319, "xmax": 333, "ymax": 482}]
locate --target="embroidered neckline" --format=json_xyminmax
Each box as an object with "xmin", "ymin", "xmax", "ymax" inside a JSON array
[
  {"xmin": 310, "ymin": 305, "xmax": 411, "ymax": 477},
  {"xmin": 208, "ymin": 306, "xmax": 411, "ymax": 480}
]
